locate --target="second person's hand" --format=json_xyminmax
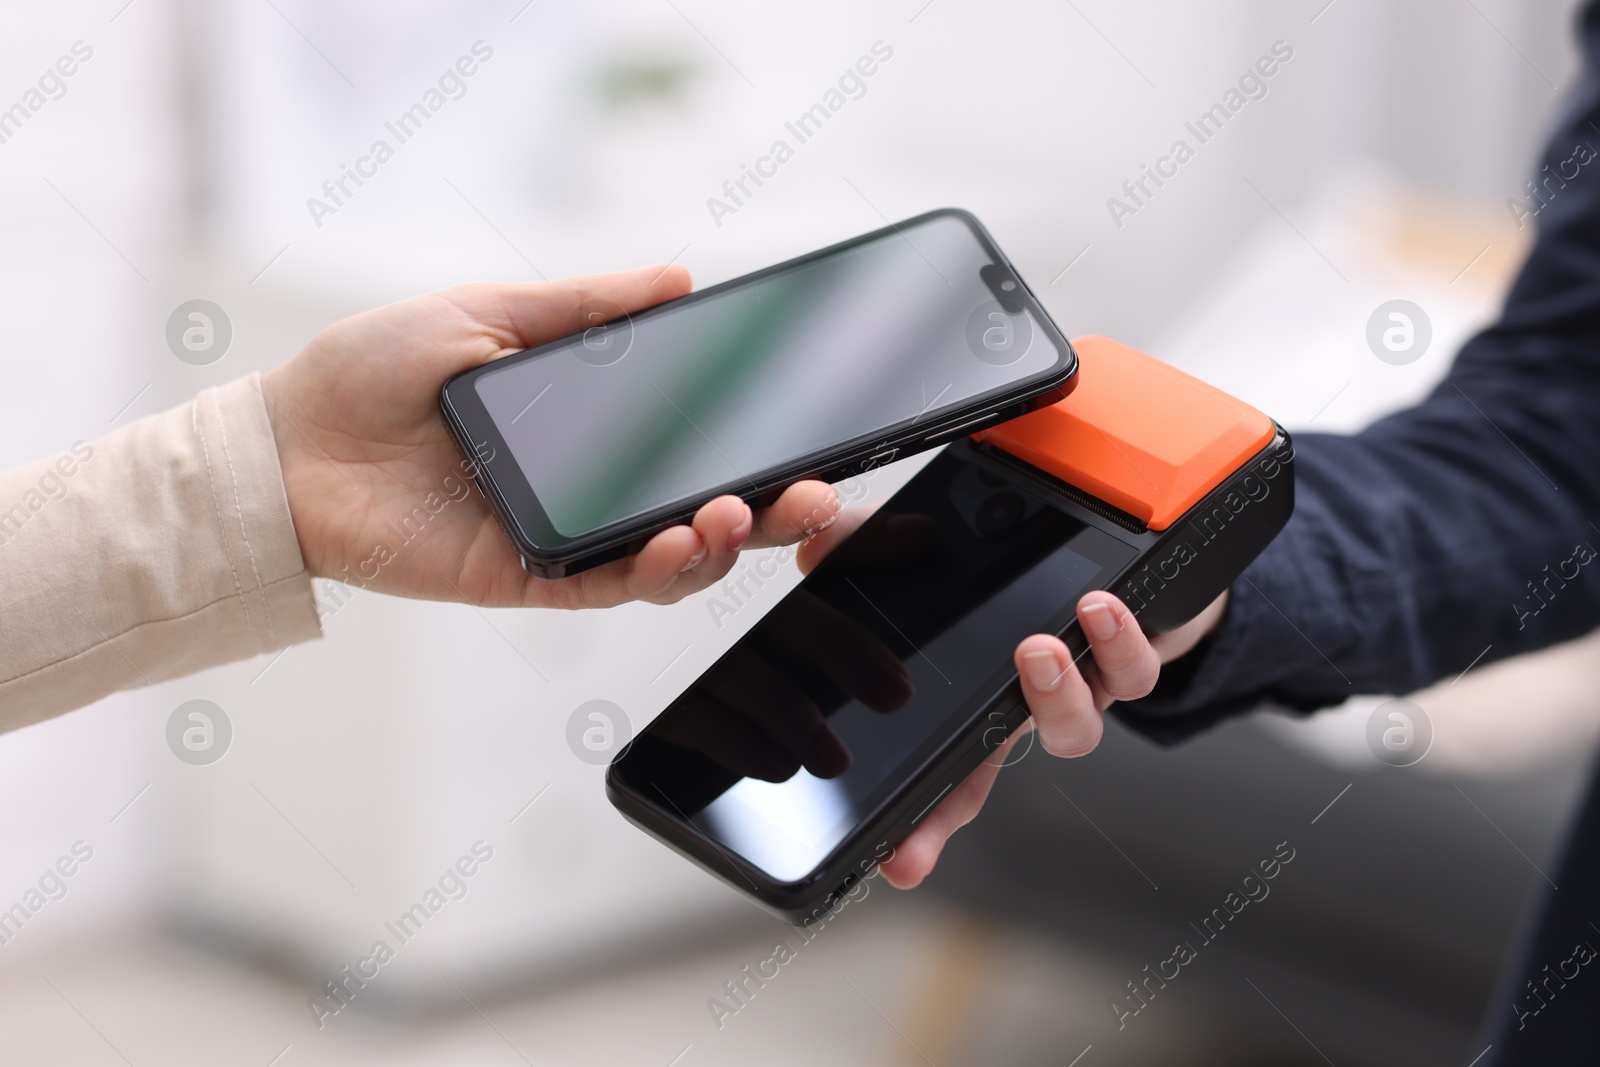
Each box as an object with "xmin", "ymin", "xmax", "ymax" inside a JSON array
[
  {"xmin": 877, "ymin": 589, "xmax": 1228, "ymax": 888},
  {"xmin": 797, "ymin": 507, "xmax": 1229, "ymax": 889}
]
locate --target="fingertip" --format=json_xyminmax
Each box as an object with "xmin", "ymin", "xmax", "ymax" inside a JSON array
[
  {"xmin": 1078, "ymin": 593, "xmax": 1159, "ymax": 699},
  {"xmin": 1016, "ymin": 632, "xmax": 1072, "ymax": 659},
  {"xmin": 1013, "ymin": 634, "xmax": 1102, "ymax": 758},
  {"xmin": 880, "ymin": 869, "xmax": 922, "ymax": 891},
  {"xmin": 679, "ymin": 533, "xmax": 708, "ymax": 573},
  {"xmin": 775, "ymin": 481, "xmax": 841, "ymax": 543},
  {"xmin": 878, "ymin": 846, "xmax": 930, "ymax": 890},
  {"xmin": 1038, "ymin": 705, "xmax": 1103, "ymax": 758},
  {"xmin": 632, "ymin": 524, "xmax": 704, "ymax": 596},
  {"xmin": 693, "ymin": 494, "xmax": 747, "ymax": 545},
  {"xmin": 652, "ymin": 263, "xmax": 692, "ymax": 295},
  {"xmin": 1015, "ymin": 634, "xmax": 1073, "ymax": 694},
  {"xmin": 728, "ymin": 507, "xmax": 754, "ymax": 552},
  {"xmin": 794, "ymin": 506, "xmax": 872, "ymax": 575},
  {"xmin": 1078, "ymin": 594, "xmax": 1125, "ymax": 642},
  {"xmin": 807, "ymin": 483, "xmax": 843, "ymax": 533}
]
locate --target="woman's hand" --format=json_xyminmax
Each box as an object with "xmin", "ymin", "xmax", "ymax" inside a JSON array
[{"xmin": 260, "ymin": 266, "xmax": 839, "ymax": 610}]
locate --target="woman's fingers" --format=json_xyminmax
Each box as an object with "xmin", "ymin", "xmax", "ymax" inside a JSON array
[
  {"xmin": 530, "ymin": 503, "xmax": 722, "ymax": 610},
  {"xmin": 618, "ymin": 496, "xmax": 742, "ymax": 603},
  {"xmin": 465, "ymin": 265, "xmax": 694, "ymax": 352},
  {"xmin": 520, "ymin": 482, "xmax": 846, "ymax": 608},
  {"xmin": 660, "ymin": 484, "xmax": 841, "ymax": 598},
  {"xmin": 747, "ymin": 481, "xmax": 840, "ymax": 550},
  {"xmin": 796, "ymin": 507, "xmax": 874, "ymax": 575},
  {"xmin": 672, "ymin": 494, "xmax": 759, "ymax": 591}
]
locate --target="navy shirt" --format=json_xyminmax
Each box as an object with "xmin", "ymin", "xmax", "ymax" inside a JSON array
[{"xmin": 1120, "ymin": 4, "xmax": 1600, "ymax": 741}]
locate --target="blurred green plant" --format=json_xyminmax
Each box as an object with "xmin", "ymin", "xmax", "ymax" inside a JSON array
[{"xmin": 593, "ymin": 51, "xmax": 701, "ymax": 112}]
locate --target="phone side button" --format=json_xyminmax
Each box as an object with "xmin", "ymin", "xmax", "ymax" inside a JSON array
[
  {"xmin": 866, "ymin": 448, "xmax": 898, "ymax": 468},
  {"xmin": 911, "ymin": 782, "xmax": 954, "ymax": 825},
  {"xmin": 924, "ymin": 413, "xmax": 1000, "ymax": 444}
]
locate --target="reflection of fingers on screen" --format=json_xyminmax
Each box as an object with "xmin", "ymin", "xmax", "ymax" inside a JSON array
[
  {"xmin": 773, "ymin": 595, "xmax": 914, "ymax": 712},
  {"xmin": 703, "ymin": 658, "xmax": 852, "ymax": 779},
  {"xmin": 662, "ymin": 695, "xmax": 797, "ymax": 783}
]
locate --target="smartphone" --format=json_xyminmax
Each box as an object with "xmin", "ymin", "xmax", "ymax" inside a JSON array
[
  {"xmin": 606, "ymin": 338, "xmax": 1295, "ymax": 923},
  {"xmin": 439, "ymin": 208, "xmax": 1076, "ymax": 578}
]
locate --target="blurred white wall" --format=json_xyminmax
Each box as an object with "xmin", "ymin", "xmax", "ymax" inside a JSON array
[{"xmin": 0, "ymin": 0, "xmax": 1586, "ymax": 1011}]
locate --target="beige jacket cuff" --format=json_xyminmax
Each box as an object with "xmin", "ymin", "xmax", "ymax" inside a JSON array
[{"xmin": 0, "ymin": 375, "xmax": 322, "ymax": 732}]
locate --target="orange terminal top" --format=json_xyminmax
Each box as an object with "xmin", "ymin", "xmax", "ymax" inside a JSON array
[{"xmin": 973, "ymin": 336, "xmax": 1276, "ymax": 531}]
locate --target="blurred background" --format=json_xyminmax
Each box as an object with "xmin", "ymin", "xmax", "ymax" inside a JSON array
[{"xmin": 1, "ymin": 0, "xmax": 1596, "ymax": 1063}]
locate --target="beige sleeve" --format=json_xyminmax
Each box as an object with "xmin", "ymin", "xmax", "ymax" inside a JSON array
[{"xmin": 0, "ymin": 375, "xmax": 322, "ymax": 733}]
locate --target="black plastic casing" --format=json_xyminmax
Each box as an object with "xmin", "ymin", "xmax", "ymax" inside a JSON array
[
  {"xmin": 438, "ymin": 208, "xmax": 1077, "ymax": 579},
  {"xmin": 606, "ymin": 429, "xmax": 1295, "ymax": 924}
]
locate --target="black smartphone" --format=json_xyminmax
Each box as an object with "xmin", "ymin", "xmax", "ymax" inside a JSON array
[
  {"xmin": 605, "ymin": 423, "xmax": 1294, "ymax": 924},
  {"xmin": 439, "ymin": 208, "xmax": 1076, "ymax": 578}
]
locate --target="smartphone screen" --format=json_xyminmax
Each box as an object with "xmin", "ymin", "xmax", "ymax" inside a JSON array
[
  {"xmin": 611, "ymin": 446, "xmax": 1136, "ymax": 883},
  {"xmin": 466, "ymin": 212, "xmax": 1070, "ymax": 541}
]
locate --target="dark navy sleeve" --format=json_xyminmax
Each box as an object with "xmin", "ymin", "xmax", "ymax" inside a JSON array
[{"xmin": 1115, "ymin": 2, "xmax": 1600, "ymax": 743}]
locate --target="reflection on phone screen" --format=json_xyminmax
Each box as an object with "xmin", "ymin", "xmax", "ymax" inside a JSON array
[{"xmin": 614, "ymin": 447, "xmax": 1134, "ymax": 881}]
